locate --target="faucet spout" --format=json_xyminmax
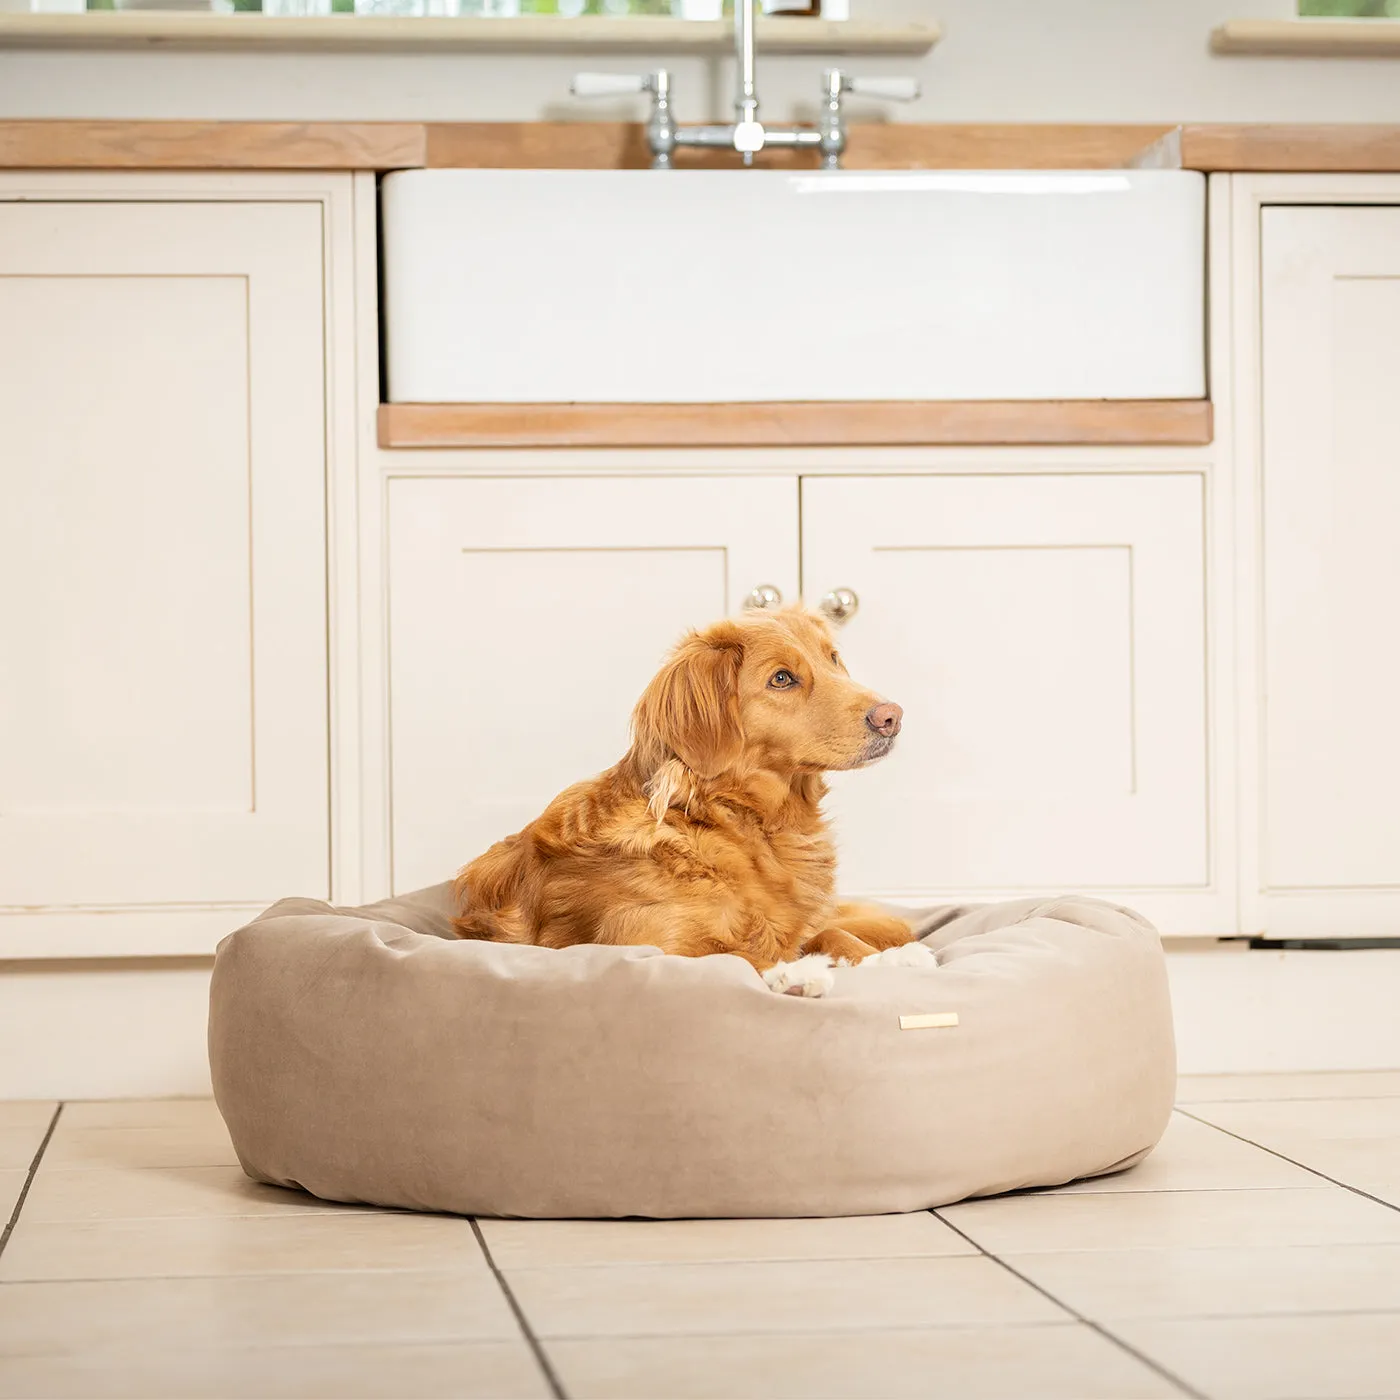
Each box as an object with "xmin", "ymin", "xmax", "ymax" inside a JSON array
[{"xmin": 735, "ymin": 0, "xmax": 758, "ymax": 127}]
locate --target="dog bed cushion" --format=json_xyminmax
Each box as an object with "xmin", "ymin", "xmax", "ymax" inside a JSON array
[{"xmin": 208, "ymin": 886, "xmax": 1174, "ymax": 1219}]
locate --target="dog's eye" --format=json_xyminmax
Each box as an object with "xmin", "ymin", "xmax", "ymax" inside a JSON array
[
  {"xmin": 769, "ymin": 669, "xmax": 799, "ymax": 690},
  {"xmin": 830, "ymin": 651, "xmax": 841, "ymax": 667}
]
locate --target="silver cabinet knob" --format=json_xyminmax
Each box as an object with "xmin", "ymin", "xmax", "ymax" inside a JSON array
[
  {"xmin": 819, "ymin": 588, "xmax": 859, "ymax": 625},
  {"xmin": 745, "ymin": 584, "xmax": 784, "ymax": 611}
]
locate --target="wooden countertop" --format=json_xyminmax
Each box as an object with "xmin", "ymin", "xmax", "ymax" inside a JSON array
[
  {"xmin": 6, "ymin": 120, "xmax": 1400, "ymax": 173},
  {"xmin": 1135, "ymin": 123, "xmax": 1400, "ymax": 173},
  {"xmin": 0, "ymin": 120, "xmax": 1170, "ymax": 172},
  {"xmin": 0, "ymin": 120, "xmax": 427, "ymax": 171}
]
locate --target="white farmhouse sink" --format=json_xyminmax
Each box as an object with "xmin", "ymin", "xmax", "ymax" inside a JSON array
[{"xmin": 381, "ymin": 169, "xmax": 1205, "ymax": 403}]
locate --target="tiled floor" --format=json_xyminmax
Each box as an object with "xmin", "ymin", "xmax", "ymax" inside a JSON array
[{"xmin": 1, "ymin": 1075, "xmax": 1399, "ymax": 1399}]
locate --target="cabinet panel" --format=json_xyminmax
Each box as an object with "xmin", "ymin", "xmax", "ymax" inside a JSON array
[
  {"xmin": 387, "ymin": 475, "xmax": 797, "ymax": 894},
  {"xmin": 0, "ymin": 201, "xmax": 329, "ymax": 913},
  {"xmin": 802, "ymin": 474, "xmax": 1208, "ymax": 898},
  {"xmin": 1261, "ymin": 207, "xmax": 1400, "ymax": 917},
  {"xmin": 3, "ymin": 274, "xmax": 253, "ymax": 817}
]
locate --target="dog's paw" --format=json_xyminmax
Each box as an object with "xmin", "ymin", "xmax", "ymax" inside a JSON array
[
  {"xmin": 763, "ymin": 953, "xmax": 836, "ymax": 999},
  {"xmin": 861, "ymin": 941, "xmax": 939, "ymax": 969}
]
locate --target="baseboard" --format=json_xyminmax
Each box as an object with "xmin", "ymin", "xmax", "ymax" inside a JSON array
[
  {"xmin": 1168, "ymin": 943, "xmax": 1400, "ymax": 1073},
  {"xmin": 2, "ymin": 945, "xmax": 1396, "ymax": 1101},
  {"xmin": 0, "ymin": 959, "xmax": 214, "ymax": 1101}
]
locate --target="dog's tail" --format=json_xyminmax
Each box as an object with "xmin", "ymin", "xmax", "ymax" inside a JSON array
[{"xmin": 451, "ymin": 835, "xmax": 534, "ymax": 943}]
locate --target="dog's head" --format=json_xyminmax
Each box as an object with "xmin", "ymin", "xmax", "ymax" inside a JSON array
[{"xmin": 629, "ymin": 607, "xmax": 902, "ymax": 786}]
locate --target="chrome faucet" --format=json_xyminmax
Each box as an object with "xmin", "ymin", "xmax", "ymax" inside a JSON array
[{"xmin": 570, "ymin": 0, "xmax": 918, "ymax": 170}]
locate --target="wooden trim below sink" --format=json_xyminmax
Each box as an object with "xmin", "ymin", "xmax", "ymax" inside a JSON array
[{"xmin": 377, "ymin": 399, "xmax": 1214, "ymax": 450}]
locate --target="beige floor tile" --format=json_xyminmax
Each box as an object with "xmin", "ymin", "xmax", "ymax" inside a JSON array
[
  {"xmin": 0, "ymin": 1270, "xmax": 518, "ymax": 1355},
  {"xmin": 1186, "ymin": 1100, "xmax": 1400, "ymax": 1185},
  {"xmin": 0, "ymin": 1211, "xmax": 485, "ymax": 1282},
  {"xmin": 1292, "ymin": 1142, "xmax": 1400, "ymax": 1185},
  {"xmin": 0, "ymin": 1170, "xmax": 27, "ymax": 1223},
  {"xmin": 1177, "ymin": 1071, "xmax": 1400, "ymax": 1103},
  {"xmin": 1006, "ymin": 1242, "xmax": 1400, "ymax": 1320},
  {"xmin": 480, "ymin": 1211, "xmax": 975, "ymax": 1269},
  {"xmin": 0, "ymin": 1102, "xmax": 57, "ymax": 1129},
  {"xmin": 942, "ymin": 1186, "xmax": 1400, "ymax": 1252},
  {"xmin": 0, "ymin": 1123, "xmax": 50, "ymax": 1171},
  {"xmin": 0, "ymin": 1340, "xmax": 549, "ymax": 1400},
  {"xmin": 1116, "ymin": 1311, "xmax": 1400, "ymax": 1400},
  {"xmin": 21, "ymin": 1166, "xmax": 374, "ymax": 1223},
  {"xmin": 1190, "ymin": 1097, "xmax": 1400, "ymax": 1142},
  {"xmin": 59, "ymin": 1098, "xmax": 224, "ymax": 1130},
  {"xmin": 509, "ymin": 1254, "xmax": 1066, "ymax": 1338},
  {"xmin": 41, "ymin": 1120, "xmax": 238, "ymax": 1171},
  {"xmin": 1045, "ymin": 1112, "xmax": 1328, "ymax": 1193},
  {"xmin": 550, "ymin": 1322, "xmax": 1184, "ymax": 1400}
]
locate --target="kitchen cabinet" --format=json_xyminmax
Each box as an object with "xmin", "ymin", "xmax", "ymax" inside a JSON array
[
  {"xmin": 803, "ymin": 473, "xmax": 1208, "ymax": 902},
  {"xmin": 383, "ymin": 470, "xmax": 1211, "ymax": 923},
  {"xmin": 1257, "ymin": 205, "xmax": 1400, "ymax": 936},
  {"xmin": 0, "ymin": 192, "xmax": 332, "ymax": 956},
  {"xmin": 385, "ymin": 474, "xmax": 799, "ymax": 894}
]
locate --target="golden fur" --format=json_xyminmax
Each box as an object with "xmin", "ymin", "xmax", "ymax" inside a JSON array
[{"xmin": 452, "ymin": 606, "xmax": 915, "ymax": 973}]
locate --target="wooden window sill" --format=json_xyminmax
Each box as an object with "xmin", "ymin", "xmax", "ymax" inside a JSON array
[
  {"xmin": 1212, "ymin": 18, "xmax": 1400, "ymax": 57},
  {"xmin": 0, "ymin": 12, "xmax": 937, "ymax": 55},
  {"xmin": 377, "ymin": 400, "xmax": 1215, "ymax": 450}
]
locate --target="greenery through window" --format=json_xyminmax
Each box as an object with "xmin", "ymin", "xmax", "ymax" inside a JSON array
[{"xmin": 1299, "ymin": 1, "xmax": 1400, "ymax": 15}]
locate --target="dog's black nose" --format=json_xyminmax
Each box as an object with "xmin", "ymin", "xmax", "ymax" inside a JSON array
[{"xmin": 866, "ymin": 702, "xmax": 903, "ymax": 738}]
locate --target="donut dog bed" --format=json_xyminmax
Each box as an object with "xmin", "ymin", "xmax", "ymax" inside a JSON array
[{"xmin": 208, "ymin": 885, "xmax": 1175, "ymax": 1219}]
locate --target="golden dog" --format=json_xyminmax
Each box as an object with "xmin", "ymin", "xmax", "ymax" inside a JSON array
[{"xmin": 453, "ymin": 606, "xmax": 929, "ymax": 995}]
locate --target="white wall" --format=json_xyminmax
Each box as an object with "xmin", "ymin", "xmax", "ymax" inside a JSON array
[{"xmin": 2, "ymin": 0, "xmax": 1400, "ymax": 123}]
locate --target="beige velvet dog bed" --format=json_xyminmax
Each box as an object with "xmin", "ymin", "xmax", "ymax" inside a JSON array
[{"xmin": 208, "ymin": 886, "xmax": 1175, "ymax": 1219}]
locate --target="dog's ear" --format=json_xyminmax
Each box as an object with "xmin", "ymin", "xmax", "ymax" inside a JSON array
[{"xmin": 632, "ymin": 625, "xmax": 744, "ymax": 780}]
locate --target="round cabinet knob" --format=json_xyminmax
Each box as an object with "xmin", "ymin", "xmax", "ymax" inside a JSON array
[
  {"xmin": 819, "ymin": 587, "xmax": 859, "ymax": 625},
  {"xmin": 745, "ymin": 584, "xmax": 784, "ymax": 611}
]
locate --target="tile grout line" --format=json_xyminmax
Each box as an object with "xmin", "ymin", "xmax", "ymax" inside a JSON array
[
  {"xmin": 929, "ymin": 1209, "xmax": 1211, "ymax": 1400},
  {"xmin": 469, "ymin": 1218, "xmax": 568, "ymax": 1400},
  {"xmin": 1173, "ymin": 1106, "xmax": 1400, "ymax": 1216},
  {"xmin": 0, "ymin": 1103, "xmax": 64, "ymax": 1263}
]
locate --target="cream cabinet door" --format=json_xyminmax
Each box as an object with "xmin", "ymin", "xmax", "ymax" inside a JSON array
[
  {"xmin": 0, "ymin": 201, "xmax": 329, "ymax": 932},
  {"xmin": 1260, "ymin": 207, "xmax": 1400, "ymax": 937},
  {"xmin": 386, "ymin": 475, "xmax": 798, "ymax": 894},
  {"xmin": 801, "ymin": 474, "xmax": 1208, "ymax": 914}
]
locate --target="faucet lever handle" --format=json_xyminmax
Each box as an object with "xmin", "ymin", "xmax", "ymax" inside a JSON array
[
  {"xmin": 570, "ymin": 70, "xmax": 676, "ymax": 170},
  {"xmin": 570, "ymin": 72, "xmax": 653, "ymax": 98},
  {"xmin": 819, "ymin": 69, "xmax": 920, "ymax": 170},
  {"xmin": 840, "ymin": 75, "xmax": 921, "ymax": 102}
]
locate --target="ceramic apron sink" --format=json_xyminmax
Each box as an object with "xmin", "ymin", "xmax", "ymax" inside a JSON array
[{"xmin": 380, "ymin": 169, "xmax": 1205, "ymax": 403}]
